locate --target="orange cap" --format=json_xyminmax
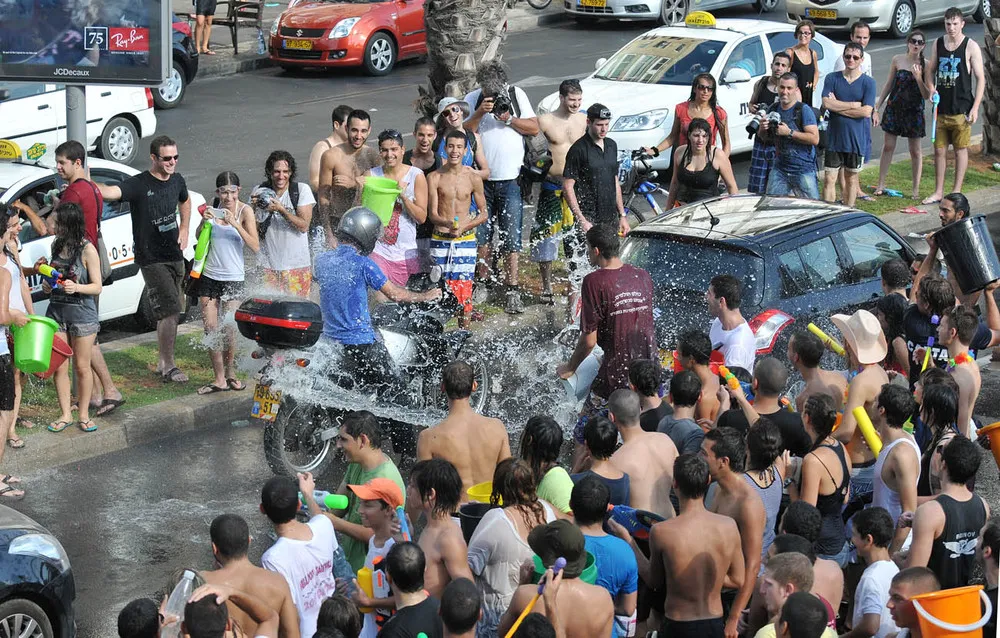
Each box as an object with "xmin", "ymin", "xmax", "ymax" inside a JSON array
[{"xmin": 347, "ymin": 478, "xmax": 404, "ymax": 509}]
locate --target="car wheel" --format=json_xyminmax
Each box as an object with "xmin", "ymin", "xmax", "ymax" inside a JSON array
[
  {"xmin": 973, "ymin": 0, "xmax": 989, "ymax": 22},
  {"xmin": 658, "ymin": 0, "xmax": 687, "ymax": 25},
  {"xmin": 363, "ymin": 33, "xmax": 396, "ymax": 76},
  {"xmin": 889, "ymin": 0, "xmax": 914, "ymax": 38},
  {"xmin": 99, "ymin": 117, "xmax": 139, "ymax": 165},
  {"xmin": 0, "ymin": 599, "xmax": 54, "ymax": 638},
  {"xmin": 154, "ymin": 60, "xmax": 187, "ymax": 109},
  {"xmin": 752, "ymin": 0, "xmax": 778, "ymax": 12}
]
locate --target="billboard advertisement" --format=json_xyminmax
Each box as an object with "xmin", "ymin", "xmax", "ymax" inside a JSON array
[{"xmin": 0, "ymin": 0, "xmax": 169, "ymax": 85}]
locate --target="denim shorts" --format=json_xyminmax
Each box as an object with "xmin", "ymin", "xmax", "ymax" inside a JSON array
[{"xmin": 476, "ymin": 179, "xmax": 524, "ymax": 253}]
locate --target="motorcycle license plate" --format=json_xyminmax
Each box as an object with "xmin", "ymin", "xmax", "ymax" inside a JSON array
[
  {"xmin": 579, "ymin": 0, "xmax": 606, "ymax": 6},
  {"xmin": 805, "ymin": 8, "xmax": 836, "ymax": 18},
  {"xmin": 658, "ymin": 348, "xmax": 675, "ymax": 371},
  {"xmin": 252, "ymin": 384, "xmax": 282, "ymax": 422},
  {"xmin": 283, "ymin": 39, "xmax": 312, "ymax": 50}
]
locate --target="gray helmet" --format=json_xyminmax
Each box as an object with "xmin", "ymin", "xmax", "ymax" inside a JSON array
[{"xmin": 336, "ymin": 206, "xmax": 383, "ymax": 255}]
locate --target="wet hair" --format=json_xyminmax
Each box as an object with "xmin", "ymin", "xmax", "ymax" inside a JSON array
[
  {"xmin": 559, "ymin": 79, "xmax": 583, "ymax": 96},
  {"xmin": 804, "ymin": 393, "xmax": 838, "ymax": 443},
  {"xmin": 411, "ymin": 459, "xmax": 462, "ymax": 517},
  {"xmin": 55, "ymin": 139, "xmax": 86, "ymax": 165},
  {"xmin": 982, "ymin": 518, "xmax": 1000, "ymax": 561},
  {"xmin": 570, "ymin": 473, "xmax": 611, "ymax": 526},
  {"xmin": 313, "ymin": 630, "xmax": 346, "ymax": 638},
  {"xmin": 342, "ymin": 410, "xmax": 383, "ymax": 449},
  {"xmin": 779, "ymin": 592, "xmax": 828, "ymax": 638},
  {"xmin": 317, "ymin": 593, "xmax": 362, "ymax": 637},
  {"xmin": 184, "ymin": 595, "xmax": 228, "ymax": 638},
  {"xmin": 586, "ymin": 224, "xmax": 620, "ymax": 258},
  {"xmin": 584, "ymin": 416, "xmax": 619, "ymax": 460},
  {"xmin": 844, "ymin": 41, "xmax": 864, "ymax": 57},
  {"xmin": 754, "ymin": 358, "xmax": 788, "ymax": 397},
  {"xmin": 608, "ymin": 388, "xmax": 642, "ymax": 426},
  {"xmin": 150, "ymin": 135, "xmax": 177, "ymax": 157},
  {"xmin": 710, "ymin": 274, "xmax": 742, "ymax": 309},
  {"xmin": 476, "ymin": 59, "xmax": 509, "ymax": 94},
  {"xmin": 918, "ymin": 366, "xmax": 959, "ymax": 395},
  {"xmin": 520, "ymin": 415, "xmax": 564, "ymax": 484},
  {"xmin": 941, "ymin": 436, "xmax": 981, "ymax": 485},
  {"xmin": 780, "ymin": 501, "xmax": 822, "ymax": 543},
  {"xmin": 944, "ymin": 6, "xmax": 965, "ymax": 20},
  {"xmin": 773, "ymin": 51, "xmax": 792, "ymax": 65},
  {"xmin": 920, "ymin": 384, "xmax": 958, "ymax": 432},
  {"xmin": 492, "ymin": 458, "xmax": 547, "ymax": 528},
  {"xmin": 853, "ymin": 506, "xmax": 894, "ymax": 548},
  {"xmin": 413, "ymin": 116, "xmax": 436, "ymax": 132},
  {"xmin": 669, "ymin": 370, "xmax": 701, "ymax": 408},
  {"xmin": 52, "ymin": 202, "xmax": 87, "ymax": 266},
  {"xmin": 791, "ymin": 331, "xmax": 825, "ymax": 369},
  {"xmin": 512, "ymin": 614, "xmax": 556, "ymax": 638},
  {"xmin": 778, "ymin": 72, "xmax": 799, "ymax": 86},
  {"xmin": 892, "ymin": 566, "xmax": 940, "ymax": 592},
  {"xmin": 771, "ymin": 533, "xmax": 816, "ymax": 564},
  {"xmin": 347, "ymin": 109, "xmax": 371, "ymax": 127},
  {"xmin": 118, "ymin": 598, "xmax": 159, "ymax": 638},
  {"xmin": 332, "ymin": 104, "xmax": 353, "ymax": 128},
  {"xmin": 850, "ymin": 21, "xmax": 871, "ymax": 37},
  {"xmin": 210, "ymin": 514, "xmax": 249, "ymax": 560},
  {"xmin": 264, "ymin": 150, "xmax": 298, "ymax": 186},
  {"xmin": 881, "ymin": 258, "xmax": 911, "ymax": 290},
  {"xmin": 705, "ymin": 426, "xmax": 746, "ymax": 472},
  {"xmin": 629, "ymin": 359, "xmax": 663, "ymax": 398},
  {"xmin": 687, "ymin": 73, "xmax": 720, "ymax": 126},
  {"xmin": 765, "ymin": 551, "xmax": 814, "ymax": 592},
  {"xmin": 445, "ymin": 128, "xmax": 468, "ymax": 146},
  {"xmin": 876, "ymin": 293, "xmax": 909, "ymax": 353},
  {"xmin": 261, "ymin": 476, "xmax": 299, "ymax": 524},
  {"xmin": 878, "ymin": 384, "xmax": 917, "ymax": 429},
  {"xmin": 443, "ymin": 360, "xmax": 475, "ymax": 399},
  {"xmin": 386, "ymin": 542, "xmax": 425, "ymax": 594},
  {"xmin": 673, "ymin": 453, "xmax": 710, "ymax": 499},
  {"xmin": 440, "ymin": 578, "xmax": 481, "ymax": 634},
  {"xmin": 943, "ymin": 305, "xmax": 979, "ymax": 346},
  {"xmin": 794, "ymin": 19, "xmax": 816, "ymax": 37},
  {"xmin": 686, "ymin": 117, "xmax": 712, "ymax": 141},
  {"xmin": 746, "ymin": 418, "xmax": 783, "ymax": 472},
  {"xmin": 378, "ymin": 129, "xmax": 405, "ymax": 147},
  {"xmin": 678, "ymin": 330, "xmax": 712, "ymax": 365},
  {"xmin": 917, "ymin": 275, "xmax": 956, "ymax": 316}
]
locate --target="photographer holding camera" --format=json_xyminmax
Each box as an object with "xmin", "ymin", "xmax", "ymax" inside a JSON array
[
  {"xmin": 464, "ymin": 62, "xmax": 540, "ymax": 314},
  {"xmin": 762, "ymin": 73, "xmax": 821, "ymax": 199},
  {"xmin": 746, "ymin": 52, "xmax": 791, "ymax": 194}
]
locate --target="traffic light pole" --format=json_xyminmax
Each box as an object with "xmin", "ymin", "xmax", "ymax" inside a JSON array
[{"xmin": 66, "ymin": 84, "xmax": 87, "ymax": 167}]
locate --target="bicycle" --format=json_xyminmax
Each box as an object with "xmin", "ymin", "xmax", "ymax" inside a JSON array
[{"xmin": 619, "ymin": 149, "xmax": 669, "ymax": 224}]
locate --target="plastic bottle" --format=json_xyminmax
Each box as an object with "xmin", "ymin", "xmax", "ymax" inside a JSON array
[
  {"xmin": 161, "ymin": 569, "xmax": 196, "ymax": 638},
  {"xmin": 257, "ymin": 28, "xmax": 267, "ymax": 55},
  {"xmin": 299, "ymin": 490, "xmax": 349, "ymax": 511},
  {"xmin": 189, "ymin": 220, "xmax": 213, "ymax": 279},
  {"xmin": 332, "ymin": 545, "xmax": 356, "ymax": 597},
  {"xmin": 356, "ymin": 567, "xmax": 374, "ymax": 613},
  {"xmin": 396, "ymin": 506, "xmax": 411, "ymax": 541},
  {"xmin": 452, "ymin": 216, "xmax": 460, "ymax": 232}
]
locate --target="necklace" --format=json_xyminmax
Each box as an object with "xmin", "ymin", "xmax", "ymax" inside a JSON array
[{"xmin": 947, "ymin": 352, "xmax": 973, "ymax": 371}]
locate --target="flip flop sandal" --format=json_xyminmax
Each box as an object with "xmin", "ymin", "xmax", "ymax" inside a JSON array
[
  {"xmin": 95, "ymin": 398, "xmax": 126, "ymax": 416},
  {"xmin": 0, "ymin": 486, "xmax": 25, "ymax": 501},
  {"xmin": 921, "ymin": 196, "xmax": 942, "ymax": 205},
  {"xmin": 15, "ymin": 418, "xmax": 35, "ymax": 429},
  {"xmin": 1, "ymin": 475, "xmax": 22, "ymax": 485},
  {"xmin": 6, "ymin": 438, "xmax": 24, "ymax": 449},
  {"xmin": 47, "ymin": 420, "xmax": 72, "ymax": 433},
  {"xmin": 162, "ymin": 367, "xmax": 189, "ymax": 383},
  {"xmin": 900, "ymin": 206, "xmax": 926, "ymax": 214},
  {"xmin": 78, "ymin": 420, "xmax": 97, "ymax": 433},
  {"xmin": 198, "ymin": 384, "xmax": 229, "ymax": 395},
  {"xmin": 857, "ymin": 194, "xmax": 876, "ymax": 202},
  {"xmin": 872, "ymin": 189, "xmax": 887, "ymax": 196},
  {"xmin": 226, "ymin": 378, "xmax": 246, "ymax": 391}
]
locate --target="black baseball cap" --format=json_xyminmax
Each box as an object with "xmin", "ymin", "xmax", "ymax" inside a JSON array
[{"xmin": 586, "ymin": 103, "xmax": 612, "ymax": 121}]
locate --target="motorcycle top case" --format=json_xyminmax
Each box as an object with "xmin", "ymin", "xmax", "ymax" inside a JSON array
[{"xmin": 235, "ymin": 297, "xmax": 324, "ymax": 348}]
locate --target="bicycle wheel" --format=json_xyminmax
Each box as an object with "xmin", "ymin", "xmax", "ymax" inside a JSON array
[{"xmin": 526, "ymin": 0, "xmax": 553, "ymax": 9}]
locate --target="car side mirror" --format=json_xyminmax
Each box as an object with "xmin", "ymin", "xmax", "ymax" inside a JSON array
[
  {"xmin": 595, "ymin": 57, "xmax": 607, "ymax": 71},
  {"xmin": 723, "ymin": 67, "xmax": 752, "ymax": 84}
]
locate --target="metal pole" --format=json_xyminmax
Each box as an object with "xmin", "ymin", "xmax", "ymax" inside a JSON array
[{"xmin": 66, "ymin": 84, "xmax": 87, "ymax": 168}]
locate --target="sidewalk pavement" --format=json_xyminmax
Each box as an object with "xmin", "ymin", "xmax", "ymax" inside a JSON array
[{"xmin": 185, "ymin": 0, "xmax": 568, "ymax": 79}]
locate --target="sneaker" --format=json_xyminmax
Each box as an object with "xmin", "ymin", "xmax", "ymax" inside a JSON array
[
  {"xmin": 472, "ymin": 282, "xmax": 489, "ymax": 305},
  {"xmin": 506, "ymin": 290, "xmax": 525, "ymax": 314}
]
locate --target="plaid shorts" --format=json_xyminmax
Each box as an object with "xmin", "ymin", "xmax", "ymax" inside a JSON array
[{"xmin": 748, "ymin": 141, "xmax": 776, "ymax": 194}]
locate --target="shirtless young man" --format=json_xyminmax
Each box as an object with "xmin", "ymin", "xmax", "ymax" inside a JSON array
[
  {"xmin": 937, "ymin": 305, "xmax": 981, "ymax": 438},
  {"xmin": 676, "ymin": 329, "xmax": 721, "ymax": 423},
  {"xmin": 788, "ymin": 331, "xmax": 848, "ymax": 413},
  {"xmin": 531, "ymin": 79, "xmax": 588, "ymax": 304},
  {"xmin": 427, "ymin": 130, "xmax": 488, "ymax": 327},
  {"xmin": 201, "ymin": 514, "xmax": 300, "ymax": 638},
  {"xmin": 317, "ymin": 109, "xmax": 381, "ymax": 246},
  {"xmin": 308, "ymin": 104, "xmax": 352, "ymax": 193},
  {"xmin": 406, "ymin": 459, "xmax": 474, "ymax": 598},
  {"xmin": 830, "ymin": 309, "xmax": 890, "ymax": 504},
  {"xmin": 416, "ymin": 360, "xmax": 511, "ymax": 500},
  {"xmin": 612, "ymin": 453, "xmax": 745, "ymax": 638},
  {"xmin": 607, "ymin": 388, "xmax": 679, "ymax": 519},
  {"xmin": 702, "ymin": 428, "xmax": 765, "ymax": 638},
  {"xmin": 404, "ymin": 117, "xmax": 441, "ymax": 174}
]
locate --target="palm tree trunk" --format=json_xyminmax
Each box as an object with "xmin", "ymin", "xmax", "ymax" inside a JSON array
[
  {"xmin": 417, "ymin": 0, "xmax": 511, "ymax": 118},
  {"xmin": 985, "ymin": 3, "xmax": 1000, "ymax": 154}
]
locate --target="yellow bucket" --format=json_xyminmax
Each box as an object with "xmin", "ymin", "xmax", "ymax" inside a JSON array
[
  {"xmin": 910, "ymin": 585, "xmax": 992, "ymax": 638},
  {"xmin": 467, "ymin": 481, "xmax": 502, "ymax": 505},
  {"xmin": 978, "ymin": 421, "xmax": 1000, "ymax": 471}
]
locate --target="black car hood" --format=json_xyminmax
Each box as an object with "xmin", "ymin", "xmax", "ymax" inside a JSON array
[{"xmin": 0, "ymin": 505, "xmax": 47, "ymax": 534}]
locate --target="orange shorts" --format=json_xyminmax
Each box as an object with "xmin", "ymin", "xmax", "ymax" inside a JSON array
[
  {"xmin": 447, "ymin": 279, "xmax": 473, "ymax": 314},
  {"xmin": 263, "ymin": 267, "xmax": 311, "ymax": 298}
]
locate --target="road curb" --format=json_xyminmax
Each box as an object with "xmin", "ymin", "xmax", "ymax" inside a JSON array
[
  {"xmin": 7, "ymin": 392, "xmax": 253, "ymax": 475},
  {"xmin": 198, "ymin": 53, "xmax": 278, "ymax": 79},
  {"xmin": 881, "ymin": 183, "xmax": 1000, "ymax": 238}
]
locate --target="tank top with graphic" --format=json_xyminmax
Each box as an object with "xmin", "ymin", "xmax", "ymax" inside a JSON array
[
  {"xmin": 935, "ymin": 36, "xmax": 973, "ymax": 116},
  {"xmin": 927, "ymin": 493, "xmax": 986, "ymax": 589}
]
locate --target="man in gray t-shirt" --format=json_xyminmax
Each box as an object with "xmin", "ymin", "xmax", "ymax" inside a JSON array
[{"xmin": 657, "ymin": 371, "xmax": 704, "ymax": 455}]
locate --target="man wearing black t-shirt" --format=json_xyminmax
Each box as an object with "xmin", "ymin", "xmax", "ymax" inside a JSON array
[
  {"xmin": 563, "ymin": 103, "xmax": 629, "ymax": 237},
  {"xmin": 97, "ymin": 135, "xmax": 191, "ymax": 383},
  {"xmin": 379, "ymin": 542, "xmax": 444, "ymax": 638},
  {"xmin": 629, "ymin": 359, "xmax": 673, "ymax": 433}
]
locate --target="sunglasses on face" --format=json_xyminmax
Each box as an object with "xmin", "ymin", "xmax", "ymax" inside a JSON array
[
  {"xmin": 844, "ymin": 54, "xmax": 861, "ymax": 61},
  {"xmin": 217, "ymin": 186, "xmax": 239, "ymax": 194},
  {"xmin": 909, "ymin": 38, "xmax": 925, "ymax": 45},
  {"xmin": 447, "ymin": 106, "xmax": 463, "ymax": 115},
  {"xmin": 697, "ymin": 84, "xmax": 714, "ymax": 91},
  {"xmin": 798, "ymin": 31, "xmax": 812, "ymax": 36},
  {"xmin": 158, "ymin": 154, "xmax": 179, "ymax": 162}
]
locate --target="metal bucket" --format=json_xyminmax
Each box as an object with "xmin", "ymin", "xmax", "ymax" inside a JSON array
[{"xmin": 934, "ymin": 216, "xmax": 1000, "ymax": 294}]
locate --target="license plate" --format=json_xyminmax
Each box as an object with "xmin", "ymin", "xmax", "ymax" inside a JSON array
[
  {"xmin": 252, "ymin": 384, "xmax": 282, "ymax": 422},
  {"xmin": 805, "ymin": 8, "xmax": 837, "ymax": 18},
  {"xmin": 283, "ymin": 39, "xmax": 312, "ymax": 50},
  {"xmin": 579, "ymin": 0, "xmax": 606, "ymax": 7},
  {"xmin": 658, "ymin": 348, "xmax": 675, "ymax": 372}
]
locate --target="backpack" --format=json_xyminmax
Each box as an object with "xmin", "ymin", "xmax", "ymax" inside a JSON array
[
  {"xmin": 83, "ymin": 180, "xmax": 114, "ymax": 285},
  {"xmin": 768, "ymin": 102, "xmax": 825, "ymax": 152},
  {"xmin": 506, "ymin": 85, "xmax": 551, "ymax": 202},
  {"xmin": 255, "ymin": 182, "xmax": 300, "ymax": 242}
]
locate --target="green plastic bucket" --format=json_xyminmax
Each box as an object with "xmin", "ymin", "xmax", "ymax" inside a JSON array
[
  {"xmin": 361, "ymin": 176, "xmax": 402, "ymax": 226},
  {"xmin": 11, "ymin": 315, "xmax": 59, "ymax": 373}
]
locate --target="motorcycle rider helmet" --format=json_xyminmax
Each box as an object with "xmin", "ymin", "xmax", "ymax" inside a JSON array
[{"xmin": 336, "ymin": 206, "xmax": 383, "ymax": 255}]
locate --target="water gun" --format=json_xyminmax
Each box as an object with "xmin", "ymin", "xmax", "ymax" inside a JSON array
[
  {"xmin": 921, "ymin": 315, "xmax": 939, "ymax": 373},
  {"xmin": 608, "ymin": 504, "xmax": 666, "ymax": 540},
  {"xmin": 452, "ymin": 215, "xmax": 460, "ymax": 232},
  {"xmin": 396, "ymin": 505, "xmax": 411, "ymax": 541},
  {"xmin": 930, "ymin": 92, "xmax": 940, "ymax": 145},
  {"xmin": 189, "ymin": 219, "xmax": 213, "ymax": 279},
  {"xmin": 883, "ymin": 188, "xmax": 904, "ymax": 198},
  {"xmin": 780, "ymin": 396, "xmax": 795, "ymax": 412},
  {"xmin": 504, "ymin": 557, "xmax": 567, "ymax": 638},
  {"xmin": 718, "ymin": 365, "xmax": 741, "ymax": 391},
  {"xmin": 356, "ymin": 566, "xmax": 375, "ymax": 613},
  {"xmin": 807, "ymin": 323, "xmax": 846, "ymax": 357},
  {"xmin": 37, "ymin": 264, "xmax": 66, "ymax": 288},
  {"xmin": 852, "ymin": 406, "xmax": 883, "ymax": 456},
  {"xmin": 902, "ymin": 417, "xmax": 914, "ymax": 434},
  {"xmin": 299, "ymin": 490, "xmax": 349, "ymax": 512}
]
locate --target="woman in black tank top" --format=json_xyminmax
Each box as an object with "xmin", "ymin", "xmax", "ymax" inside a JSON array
[
  {"xmin": 666, "ymin": 118, "xmax": 738, "ymax": 208},
  {"xmin": 787, "ymin": 20, "xmax": 819, "ymax": 106}
]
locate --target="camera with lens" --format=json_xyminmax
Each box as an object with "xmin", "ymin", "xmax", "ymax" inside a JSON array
[
  {"xmin": 253, "ymin": 187, "xmax": 277, "ymax": 210},
  {"xmin": 745, "ymin": 104, "xmax": 772, "ymax": 136},
  {"xmin": 491, "ymin": 91, "xmax": 513, "ymax": 116}
]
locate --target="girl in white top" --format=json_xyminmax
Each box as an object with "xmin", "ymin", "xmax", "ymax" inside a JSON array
[
  {"xmin": 193, "ymin": 172, "xmax": 259, "ymax": 395},
  {"xmin": 0, "ymin": 208, "xmax": 30, "ymax": 495},
  {"xmin": 251, "ymin": 151, "xmax": 314, "ymax": 298},
  {"xmin": 364, "ymin": 130, "xmax": 428, "ymax": 290}
]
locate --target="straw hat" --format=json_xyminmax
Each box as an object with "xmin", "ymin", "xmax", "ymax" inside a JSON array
[{"xmin": 830, "ymin": 309, "xmax": 887, "ymax": 365}]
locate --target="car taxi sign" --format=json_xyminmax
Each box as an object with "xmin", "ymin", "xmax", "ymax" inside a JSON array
[
  {"xmin": 25, "ymin": 143, "xmax": 46, "ymax": 161},
  {"xmin": 0, "ymin": 140, "xmax": 22, "ymax": 161},
  {"xmin": 685, "ymin": 11, "xmax": 716, "ymax": 27}
]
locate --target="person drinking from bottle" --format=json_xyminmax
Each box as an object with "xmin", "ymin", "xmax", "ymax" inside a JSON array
[{"xmin": 191, "ymin": 172, "xmax": 258, "ymax": 396}]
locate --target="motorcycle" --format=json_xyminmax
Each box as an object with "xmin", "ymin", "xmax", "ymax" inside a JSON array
[
  {"xmin": 619, "ymin": 150, "xmax": 669, "ymax": 223},
  {"xmin": 236, "ymin": 268, "xmax": 492, "ymax": 478}
]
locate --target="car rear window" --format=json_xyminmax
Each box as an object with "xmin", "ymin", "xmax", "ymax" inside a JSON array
[
  {"xmin": 594, "ymin": 36, "xmax": 725, "ymax": 85},
  {"xmin": 621, "ymin": 234, "xmax": 765, "ymax": 305}
]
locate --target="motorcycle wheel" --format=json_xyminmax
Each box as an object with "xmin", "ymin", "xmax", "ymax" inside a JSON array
[
  {"xmin": 464, "ymin": 352, "xmax": 493, "ymax": 414},
  {"xmin": 263, "ymin": 397, "xmax": 338, "ymax": 477}
]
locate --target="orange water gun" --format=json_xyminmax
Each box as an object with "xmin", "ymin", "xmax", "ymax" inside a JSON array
[{"xmin": 718, "ymin": 365, "xmax": 740, "ymax": 391}]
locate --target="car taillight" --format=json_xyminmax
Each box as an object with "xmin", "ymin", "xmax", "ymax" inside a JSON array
[
  {"xmin": 145, "ymin": 87, "xmax": 153, "ymax": 108},
  {"xmin": 749, "ymin": 309, "xmax": 794, "ymax": 355},
  {"xmin": 173, "ymin": 21, "xmax": 192, "ymax": 38}
]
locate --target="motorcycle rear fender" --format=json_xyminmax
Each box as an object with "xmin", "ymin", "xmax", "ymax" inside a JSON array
[{"xmin": 440, "ymin": 329, "xmax": 472, "ymax": 357}]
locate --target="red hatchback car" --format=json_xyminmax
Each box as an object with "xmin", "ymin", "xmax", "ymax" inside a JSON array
[{"xmin": 268, "ymin": 0, "xmax": 427, "ymax": 75}]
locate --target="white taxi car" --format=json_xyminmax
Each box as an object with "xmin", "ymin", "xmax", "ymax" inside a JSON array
[
  {"xmin": 0, "ymin": 151, "xmax": 203, "ymax": 329},
  {"xmin": 0, "ymin": 82, "xmax": 157, "ymax": 165},
  {"xmin": 538, "ymin": 13, "xmax": 843, "ymax": 169}
]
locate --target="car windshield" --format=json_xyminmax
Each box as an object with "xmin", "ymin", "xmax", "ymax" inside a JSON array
[
  {"xmin": 594, "ymin": 35, "xmax": 725, "ymax": 85},
  {"xmin": 622, "ymin": 234, "xmax": 765, "ymax": 306}
]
